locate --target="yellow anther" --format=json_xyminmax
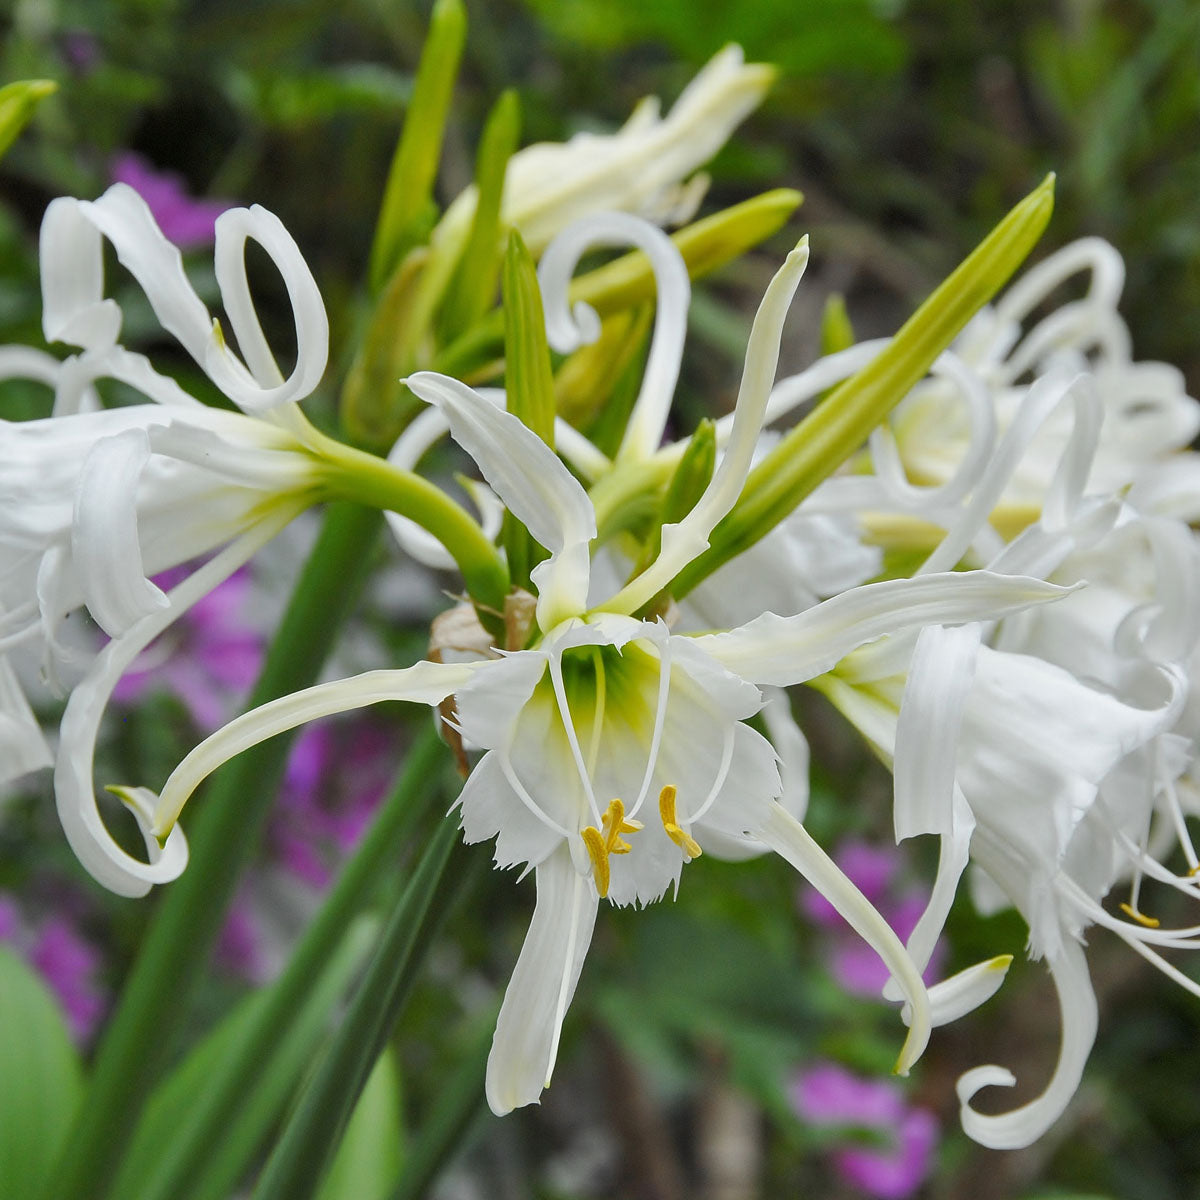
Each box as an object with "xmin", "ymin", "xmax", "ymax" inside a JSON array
[
  {"xmin": 580, "ymin": 826, "xmax": 611, "ymax": 897},
  {"xmin": 658, "ymin": 784, "xmax": 702, "ymax": 861},
  {"xmin": 1188, "ymin": 863, "xmax": 1200, "ymax": 879},
  {"xmin": 1120, "ymin": 901, "xmax": 1161, "ymax": 929},
  {"xmin": 601, "ymin": 797, "xmax": 642, "ymax": 856},
  {"xmin": 581, "ymin": 799, "xmax": 644, "ymax": 898}
]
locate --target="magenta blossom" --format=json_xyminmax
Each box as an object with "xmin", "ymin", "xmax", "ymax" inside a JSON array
[
  {"xmin": 792, "ymin": 1062, "xmax": 939, "ymax": 1200},
  {"xmin": 114, "ymin": 566, "xmax": 264, "ymax": 731},
  {"xmin": 109, "ymin": 152, "xmax": 234, "ymax": 248},
  {"xmin": 270, "ymin": 720, "xmax": 394, "ymax": 890},
  {"xmin": 0, "ymin": 893, "xmax": 108, "ymax": 1044}
]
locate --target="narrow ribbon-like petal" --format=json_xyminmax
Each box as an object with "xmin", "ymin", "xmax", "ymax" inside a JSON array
[
  {"xmin": 602, "ymin": 238, "xmax": 809, "ymax": 616},
  {"xmin": 71, "ymin": 426, "xmax": 169, "ymax": 637},
  {"xmin": 757, "ymin": 804, "xmax": 931, "ymax": 1074},
  {"xmin": 696, "ymin": 570, "xmax": 1073, "ymax": 687},
  {"xmin": 956, "ymin": 939, "xmax": 1098, "ymax": 1149},
  {"xmin": 486, "ymin": 843, "xmax": 599, "ymax": 1114},
  {"xmin": 151, "ymin": 657, "xmax": 478, "ymax": 838},
  {"xmin": 927, "ymin": 955, "xmax": 1012, "ymax": 1027}
]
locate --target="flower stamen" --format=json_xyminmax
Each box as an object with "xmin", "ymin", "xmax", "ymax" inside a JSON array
[
  {"xmin": 1120, "ymin": 901, "xmax": 1161, "ymax": 929},
  {"xmin": 581, "ymin": 798, "xmax": 643, "ymax": 897},
  {"xmin": 659, "ymin": 784, "xmax": 702, "ymax": 861}
]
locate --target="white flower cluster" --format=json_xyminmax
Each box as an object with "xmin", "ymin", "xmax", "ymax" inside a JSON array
[{"xmin": 3, "ymin": 46, "xmax": 1199, "ymax": 1152}]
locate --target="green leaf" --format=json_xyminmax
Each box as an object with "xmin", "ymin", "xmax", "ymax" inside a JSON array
[
  {"xmin": 110, "ymin": 727, "xmax": 447, "ymax": 1200},
  {"xmin": 316, "ymin": 1047, "xmax": 405, "ymax": 1200},
  {"xmin": 674, "ymin": 173, "xmax": 1056, "ymax": 596},
  {"xmin": 0, "ymin": 80, "xmax": 56, "ymax": 162},
  {"xmin": 370, "ymin": 0, "xmax": 467, "ymax": 290},
  {"xmin": 43, "ymin": 504, "xmax": 385, "ymax": 1200},
  {"xmin": 111, "ymin": 918, "xmax": 375, "ymax": 1200},
  {"xmin": 500, "ymin": 230, "xmax": 556, "ymax": 590},
  {"xmin": 250, "ymin": 821, "xmax": 482, "ymax": 1200},
  {"xmin": 0, "ymin": 948, "xmax": 83, "ymax": 1200},
  {"xmin": 438, "ymin": 89, "xmax": 522, "ymax": 340}
]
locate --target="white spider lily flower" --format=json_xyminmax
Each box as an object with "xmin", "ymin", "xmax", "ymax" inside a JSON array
[
  {"xmin": 137, "ymin": 236, "xmax": 1074, "ymax": 1116},
  {"xmin": 435, "ymin": 45, "xmax": 774, "ymax": 257},
  {"xmin": 0, "ymin": 183, "xmax": 336, "ymax": 885},
  {"xmin": 885, "ymin": 238, "xmax": 1200, "ymax": 521},
  {"xmin": 815, "ymin": 594, "xmax": 1189, "ymax": 1150}
]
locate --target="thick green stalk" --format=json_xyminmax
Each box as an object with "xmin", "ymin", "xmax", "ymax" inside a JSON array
[
  {"xmin": 43, "ymin": 501, "xmax": 384, "ymax": 1200},
  {"xmin": 251, "ymin": 821, "xmax": 483, "ymax": 1200},
  {"xmin": 315, "ymin": 435, "xmax": 509, "ymax": 614},
  {"xmin": 127, "ymin": 728, "xmax": 448, "ymax": 1200}
]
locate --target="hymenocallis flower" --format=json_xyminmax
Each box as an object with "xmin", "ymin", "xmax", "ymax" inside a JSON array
[
  {"xmin": 130, "ymin": 223, "xmax": 1071, "ymax": 1115},
  {"xmin": 0, "ymin": 182, "xmax": 337, "ymax": 890},
  {"xmin": 3, "ymin": 182, "xmax": 509, "ymax": 896},
  {"xmin": 434, "ymin": 44, "xmax": 775, "ymax": 257}
]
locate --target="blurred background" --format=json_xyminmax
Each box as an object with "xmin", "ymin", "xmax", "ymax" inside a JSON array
[{"xmin": 2, "ymin": 1, "xmax": 1200, "ymax": 1197}]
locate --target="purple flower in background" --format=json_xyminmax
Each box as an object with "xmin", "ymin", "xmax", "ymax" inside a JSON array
[
  {"xmin": 271, "ymin": 720, "xmax": 394, "ymax": 890},
  {"xmin": 0, "ymin": 892, "xmax": 108, "ymax": 1043},
  {"xmin": 29, "ymin": 917, "xmax": 107, "ymax": 1043},
  {"xmin": 802, "ymin": 840, "xmax": 946, "ymax": 995},
  {"xmin": 114, "ymin": 566, "xmax": 264, "ymax": 731},
  {"xmin": 793, "ymin": 1062, "xmax": 939, "ymax": 1200},
  {"xmin": 0, "ymin": 894, "xmax": 20, "ymax": 942},
  {"xmin": 109, "ymin": 152, "xmax": 234, "ymax": 248},
  {"xmin": 216, "ymin": 899, "xmax": 269, "ymax": 984}
]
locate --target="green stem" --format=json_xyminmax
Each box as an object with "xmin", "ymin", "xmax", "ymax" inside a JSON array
[
  {"xmin": 314, "ymin": 434, "xmax": 509, "ymax": 614},
  {"xmin": 43, "ymin": 502, "xmax": 384, "ymax": 1200},
  {"xmin": 250, "ymin": 822, "xmax": 485, "ymax": 1200},
  {"xmin": 129, "ymin": 727, "xmax": 449, "ymax": 1200}
]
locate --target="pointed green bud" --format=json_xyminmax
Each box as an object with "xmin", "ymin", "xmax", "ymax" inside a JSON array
[
  {"xmin": 502, "ymin": 231, "xmax": 556, "ymax": 448},
  {"xmin": 340, "ymin": 247, "xmax": 428, "ymax": 450},
  {"xmin": 438, "ymin": 88, "xmax": 522, "ymax": 340},
  {"xmin": 820, "ymin": 293, "xmax": 855, "ymax": 357},
  {"xmin": 662, "ymin": 418, "xmax": 717, "ymax": 527},
  {"xmin": 674, "ymin": 174, "xmax": 1056, "ymax": 597},
  {"xmin": 0, "ymin": 80, "xmax": 56, "ymax": 161},
  {"xmin": 369, "ymin": 0, "xmax": 467, "ymax": 291}
]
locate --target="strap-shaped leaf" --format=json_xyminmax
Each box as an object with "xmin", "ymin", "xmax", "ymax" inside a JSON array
[{"xmin": 0, "ymin": 948, "xmax": 83, "ymax": 1200}]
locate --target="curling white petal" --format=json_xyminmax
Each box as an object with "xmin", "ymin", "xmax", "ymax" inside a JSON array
[
  {"xmin": 39, "ymin": 196, "xmax": 124, "ymax": 351},
  {"xmin": 71, "ymin": 427, "xmax": 169, "ymax": 637},
  {"xmin": 603, "ymin": 238, "xmax": 809, "ymax": 616},
  {"xmin": 697, "ymin": 571, "xmax": 1072, "ymax": 687},
  {"xmin": 538, "ymin": 213, "xmax": 690, "ymax": 463},
  {"xmin": 757, "ymin": 804, "xmax": 930, "ymax": 1074},
  {"xmin": 486, "ymin": 844, "xmax": 598, "ymax": 1114},
  {"xmin": 206, "ymin": 205, "xmax": 329, "ymax": 412},
  {"xmin": 956, "ymin": 939, "xmax": 1097, "ymax": 1149}
]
